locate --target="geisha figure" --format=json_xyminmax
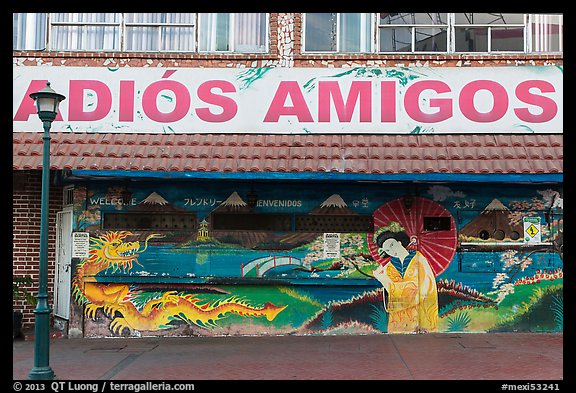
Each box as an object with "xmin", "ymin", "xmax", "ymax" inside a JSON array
[{"xmin": 372, "ymin": 221, "xmax": 438, "ymax": 333}]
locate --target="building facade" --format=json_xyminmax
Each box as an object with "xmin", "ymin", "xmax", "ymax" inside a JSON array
[{"xmin": 13, "ymin": 13, "xmax": 563, "ymax": 338}]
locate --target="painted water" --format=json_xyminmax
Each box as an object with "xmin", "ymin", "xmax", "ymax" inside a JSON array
[{"xmin": 94, "ymin": 244, "xmax": 562, "ymax": 297}]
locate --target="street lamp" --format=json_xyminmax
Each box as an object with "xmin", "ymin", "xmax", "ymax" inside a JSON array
[{"xmin": 27, "ymin": 82, "xmax": 66, "ymax": 380}]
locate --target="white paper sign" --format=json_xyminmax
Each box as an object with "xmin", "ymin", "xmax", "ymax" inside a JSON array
[
  {"xmin": 323, "ymin": 233, "xmax": 341, "ymax": 259},
  {"xmin": 72, "ymin": 232, "xmax": 90, "ymax": 258},
  {"xmin": 523, "ymin": 217, "xmax": 542, "ymax": 244}
]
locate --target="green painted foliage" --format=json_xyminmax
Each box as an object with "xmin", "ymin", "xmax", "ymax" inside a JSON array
[
  {"xmin": 446, "ymin": 311, "xmax": 472, "ymax": 332},
  {"xmin": 369, "ymin": 304, "xmax": 388, "ymax": 332},
  {"xmin": 551, "ymin": 293, "xmax": 563, "ymax": 331}
]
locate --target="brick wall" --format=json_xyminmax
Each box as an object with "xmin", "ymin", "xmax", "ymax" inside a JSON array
[{"xmin": 13, "ymin": 170, "xmax": 63, "ymax": 329}]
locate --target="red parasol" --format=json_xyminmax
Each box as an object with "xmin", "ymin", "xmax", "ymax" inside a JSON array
[{"xmin": 367, "ymin": 196, "xmax": 457, "ymax": 276}]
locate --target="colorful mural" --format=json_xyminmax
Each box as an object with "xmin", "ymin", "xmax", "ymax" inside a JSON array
[
  {"xmin": 70, "ymin": 181, "xmax": 563, "ymax": 337},
  {"xmin": 72, "ymin": 230, "xmax": 287, "ymax": 335}
]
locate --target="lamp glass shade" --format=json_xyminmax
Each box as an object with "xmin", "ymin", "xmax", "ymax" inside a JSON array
[{"xmin": 35, "ymin": 96, "xmax": 61, "ymax": 114}]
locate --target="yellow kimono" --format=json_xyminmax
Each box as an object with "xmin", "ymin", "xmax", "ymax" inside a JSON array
[{"xmin": 376, "ymin": 250, "xmax": 438, "ymax": 333}]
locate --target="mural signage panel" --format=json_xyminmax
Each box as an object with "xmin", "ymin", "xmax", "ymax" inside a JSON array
[{"xmin": 13, "ymin": 66, "xmax": 562, "ymax": 134}]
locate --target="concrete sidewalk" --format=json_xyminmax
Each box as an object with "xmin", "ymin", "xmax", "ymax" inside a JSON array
[{"xmin": 13, "ymin": 333, "xmax": 563, "ymax": 381}]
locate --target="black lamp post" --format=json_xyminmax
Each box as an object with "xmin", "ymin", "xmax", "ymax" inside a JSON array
[{"xmin": 27, "ymin": 82, "xmax": 66, "ymax": 380}]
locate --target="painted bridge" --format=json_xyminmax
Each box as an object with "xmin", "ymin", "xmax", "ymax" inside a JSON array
[{"xmin": 241, "ymin": 256, "xmax": 304, "ymax": 277}]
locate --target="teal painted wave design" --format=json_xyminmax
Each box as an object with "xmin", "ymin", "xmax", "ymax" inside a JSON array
[
  {"xmin": 236, "ymin": 68, "xmax": 272, "ymax": 90},
  {"xmin": 304, "ymin": 67, "xmax": 427, "ymax": 92}
]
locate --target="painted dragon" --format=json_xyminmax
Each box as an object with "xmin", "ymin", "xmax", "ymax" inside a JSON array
[{"xmin": 72, "ymin": 231, "xmax": 287, "ymax": 335}]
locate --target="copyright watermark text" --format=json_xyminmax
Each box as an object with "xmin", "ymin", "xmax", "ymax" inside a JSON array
[
  {"xmin": 502, "ymin": 384, "xmax": 560, "ymax": 391},
  {"xmin": 13, "ymin": 381, "xmax": 195, "ymax": 393}
]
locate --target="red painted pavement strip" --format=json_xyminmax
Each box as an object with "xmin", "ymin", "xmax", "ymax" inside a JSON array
[{"xmin": 13, "ymin": 333, "xmax": 563, "ymax": 381}]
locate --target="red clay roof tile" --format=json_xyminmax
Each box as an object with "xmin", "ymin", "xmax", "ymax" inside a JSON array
[
  {"xmin": 553, "ymin": 146, "xmax": 563, "ymax": 158},
  {"xmin": 12, "ymin": 132, "xmax": 563, "ymax": 176},
  {"xmin": 368, "ymin": 147, "xmax": 381, "ymax": 159},
  {"xmin": 302, "ymin": 159, "xmax": 313, "ymax": 172}
]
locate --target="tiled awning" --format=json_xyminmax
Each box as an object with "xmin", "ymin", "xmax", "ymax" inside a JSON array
[{"xmin": 13, "ymin": 132, "xmax": 562, "ymax": 182}]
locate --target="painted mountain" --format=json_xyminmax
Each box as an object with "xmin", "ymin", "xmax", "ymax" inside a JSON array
[
  {"xmin": 309, "ymin": 194, "xmax": 356, "ymax": 215},
  {"xmin": 131, "ymin": 192, "xmax": 185, "ymax": 212},
  {"xmin": 211, "ymin": 191, "xmax": 252, "ymax": 213},
  {"xmin": 128, "ymin": 191, "xmax": 195, "ymax": 243},
  {"xmin": 209, "ymin": 192, "xmax": 270, "ymax": 248},
  {"xmin": 459, "ymin": 198, "xmax": 523, "ymax": 243}
]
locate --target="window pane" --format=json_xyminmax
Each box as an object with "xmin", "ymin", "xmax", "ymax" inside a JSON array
[
  {"xmin": 199, "ymin": 13, "xmax": 230, "ymax": 51},
  {"xmin": 126, "ymin": 26, "xmax": 158, "ymax": 51},
  {"xmin": 51, "ymin": 13, "xmax": 120, "ymax": 50},
  {"xmin": 532, "ymin": 14, "xmax": 562, "ymax": 52},
  {"xmin": 53, "ymin": 25, "xmax": 119, "ymax": 51},
  {"xmin": 455, "ymin": 13, "xmax": 524, "ymax": 24},
  {"xmin": 379, "ymin": 13, "xmax": 447, "ymax": 25},
  {"xmin": 340, "ymin": 13, "xmax": 371, "ymax": 52},
  {"xmin": 234, "ymin": 13, "xmax": 267, "ymax": 52},
  {"xmin": 495, "ymin": 14, "xmax": 525, "ymax": 24},
  {"xmin": 13, "ymin": 13, "xmax": 47, "ymax": 50},
  {"xmin": 455, "ymin": 27, "xmax": 488, "ymax": 52},
  {"xmin": 162, "ymin": 27, "xmax": 195, "ymax": 51},
  {"xmin": 52, "ymin": 13, "xmax": 120, "ymax": 23},
  {"xmin": 125, "ymin": 13, "xmax": 195, "ymax": 24},
  {"xmin": 415, "ymin": 28, "xmax": 447, "ymax": 51},
  {"xmin": 125, "ymin": 13, "xmax": 163, "ymax": 23},
  {"xmin": 304, "ymin": 13, "xmax": 337, "ymax": 52},
  {"xmin": 125, "ymin": 13, "xmax": 195, "ymax": 52},
  {"xmin": 491, "ymin": 27, "xmax": 524, "ymax": 51},
  {"xmin": 379, "ymin": 27, "xmax": 412, "ymax": 52},
  {"xmin": 164, "ymin": 13, "xmax": 195, "ymax": 24}
]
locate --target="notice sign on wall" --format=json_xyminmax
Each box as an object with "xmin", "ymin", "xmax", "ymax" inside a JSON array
[
  {"xmin": 323, "ymin": 233, "xmax": 341, "ymax": 259},
  {"xmin": 72, "ymin": 232, "xmax": 90, "ymax": 258},
  {"xmin": 523, "ymin": 217, "xmax": 542, "ymax": 245}
]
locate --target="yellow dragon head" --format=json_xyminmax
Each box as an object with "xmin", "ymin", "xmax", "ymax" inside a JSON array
[{"xmin": 87, "ymin": 231, "xmax": 163, "ymax": 272}]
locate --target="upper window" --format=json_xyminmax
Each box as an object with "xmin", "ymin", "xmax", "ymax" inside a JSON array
[
  {"xmin": 125, "ymin": 13, "xmax": 196, "ymax": 52},
  {"xmin": 453, "ymin": 13, "xmax": 525, "ymax": 52},
  {"xmin": 530, "ymin": 14, "xmax": 563, "ymax": 52},
  {"xmin": 198, "ymin": 13, "xmax": 268, "ymax": 52},
  {"xmin": 13, "ymin": 13, "xmax": 269, "ymax": 53},
  {"xmin": 50, "ymin": 13, "xmax": 122, "ymax": 51},
  {"xmin": 303, "ymin": 13, "xmax": 372, "ymax": 52},
  {"xmin": 13, "ymin": 13, "xmax": 47, "ymax": 50},
  {"xmin": 378, "ymin": 13, "xmax": 448, "ymax": 52},
  {"xmin": 302, "ymin": 13, "xmax": 562, "ymax": 54}
]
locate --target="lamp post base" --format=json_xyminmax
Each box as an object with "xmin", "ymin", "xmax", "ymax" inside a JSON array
[
  {"xmin": 28, "ymin": 367, "xmax": 56, "ymax": 380},
  {"xmin": 29, "ymin": 298, "xmax": 55, "ymax": 380}
]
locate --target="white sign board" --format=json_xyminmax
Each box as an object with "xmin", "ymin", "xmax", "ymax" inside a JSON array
[
  {"xmin": 71, "ymin": 232, "xmax": 90, "ymax": 258},
  {"xmin": 13, "ymin": 66, "xmax": 562, "ymax": 134},
  {"xmin": 523, "ymin": 217, "xmax": 542, "ymax": 245},
  {"xmin": 323, "ymin": 233, "xmax": 341, "ymax": 259}
]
